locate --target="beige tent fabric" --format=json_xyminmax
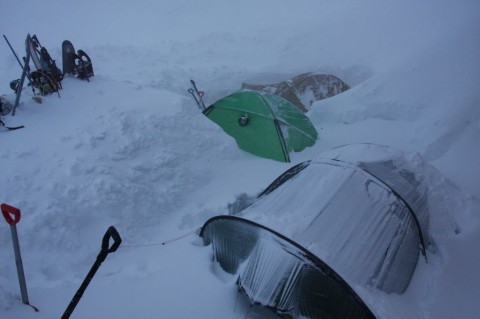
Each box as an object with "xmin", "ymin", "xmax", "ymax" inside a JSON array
[{"xmin": 242, "ymin": 73, "xmax": 350, "ymax": 112}]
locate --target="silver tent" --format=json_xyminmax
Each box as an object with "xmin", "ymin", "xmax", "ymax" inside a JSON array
[{"xmin": 201, "ymin": 144, "xmax": 429, "ymax": 319}]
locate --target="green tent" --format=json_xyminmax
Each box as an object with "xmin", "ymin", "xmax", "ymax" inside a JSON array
[{"xmin": 203, "ymin": 90, "xmax": 318, "ymax": 162}]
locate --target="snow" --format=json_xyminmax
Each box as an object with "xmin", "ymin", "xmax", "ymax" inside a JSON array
[{"xmin": 0, "ymin": 0, "xmax": 479, "ymax": 318}]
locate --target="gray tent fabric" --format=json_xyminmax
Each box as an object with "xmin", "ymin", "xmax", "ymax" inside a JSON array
[
  {"xmin": 319, "ymin": 143, "xmax": 430, "ymax": 248},
  {"xmin": 201, "ymin": 144, "xmax": 430, "ymax": 319},
  {"xmin": 201, "ymin": 216, "xmax": 376, "ymax": 319},
  {"xmin": 241, "ymin": 73, "xmax": 350, "ymax": 112}
]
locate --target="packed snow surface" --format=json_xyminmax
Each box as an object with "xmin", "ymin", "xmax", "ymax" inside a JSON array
[{"xmin": 1, "ymin": 0, "xmax": 479, "ymax": 318}]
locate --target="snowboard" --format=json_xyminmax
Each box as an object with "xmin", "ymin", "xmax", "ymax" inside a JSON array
[{"xmin": 62, "ymin": 40, "xmax": 77, "ymax": 75}]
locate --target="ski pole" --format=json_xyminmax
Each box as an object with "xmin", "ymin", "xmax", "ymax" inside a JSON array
[
  {"xmin": 61, "ymin": 226, "xmax": 122, "ymax": 319},
  {"xmin": 3, "ymin": 35, "xmax": 32, "ymax": 82},
  {"xmin": 1, "ymin": 203, "xmax": 30, "ymax": 305},
  {"xmin": 12, "ymin": 37, "xmax": 32, "ymax": 116}
]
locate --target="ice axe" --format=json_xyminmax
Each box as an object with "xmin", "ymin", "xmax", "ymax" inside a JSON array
[{"xmin": 61, "ymin": 226, "xmax": 122, "ymax": 319}]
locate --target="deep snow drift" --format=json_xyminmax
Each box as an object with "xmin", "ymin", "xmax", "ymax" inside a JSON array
[{"xmin": 1, "ymin": 0, "xmax": 479, "ymax": 318}]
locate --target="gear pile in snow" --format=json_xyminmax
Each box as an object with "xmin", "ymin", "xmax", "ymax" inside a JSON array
[
  {"xmin": 4, "ymin": 33, "xmax": 94, "ymax": 97},
  {"xmin": 1, "ymin": 33, "xmax": 95, "ymax": 127}
]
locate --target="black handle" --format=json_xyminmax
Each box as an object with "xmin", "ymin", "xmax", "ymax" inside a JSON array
[
  {"xmin": 102, "ymin": 226, "xmax": 122, "ymax": 253},
  {"xmin": 62, "ymin": 226, "xmax": 122, "ymax": 319}
]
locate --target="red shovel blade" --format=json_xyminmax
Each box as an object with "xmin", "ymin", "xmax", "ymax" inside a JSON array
[{"xmin": 1, "ymin": 203, "xmax": 21, "ymax": 225}]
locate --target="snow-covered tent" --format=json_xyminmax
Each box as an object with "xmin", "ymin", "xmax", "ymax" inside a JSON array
[
  {"xmin": 200, "ymin": 144, "xmax": 430, "ymax": 319},
  {"xmin": 241, "ymin": 72, "xmax": 350, "ymax": 112}
]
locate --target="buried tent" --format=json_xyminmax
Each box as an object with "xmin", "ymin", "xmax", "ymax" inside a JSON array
[
  {"xmin": 242, "ymin": 72, "xmax": 351, "ymax": 112},
  {"xmin": 203, "ymin": 89, "xmax": 318, "ymax": 162},
  {"xmin": 200, "ymin": 144, "xmax": 430, "ymax": 319}
]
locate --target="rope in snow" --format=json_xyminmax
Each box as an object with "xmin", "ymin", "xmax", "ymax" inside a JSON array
[{"xmin": 120, "ymin": 227, "xmax": 201, "ymax": 248}]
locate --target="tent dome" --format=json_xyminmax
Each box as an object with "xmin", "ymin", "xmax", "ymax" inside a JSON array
[
  {"xmin": 201, "ymin": 144, "xmax": 430, "ymax": 319},
  {"xmin": 204, "ymin": 89, "xmax": 318, "ymax": 162}
]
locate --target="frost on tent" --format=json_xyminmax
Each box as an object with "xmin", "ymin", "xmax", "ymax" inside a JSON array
[
  {"xmin": 200, "ymin": 144, "xmax": 430, "ymax": 319},
  {"xmin": 201, "ymin": 217, "xmax": 375, "ymax": 319}
]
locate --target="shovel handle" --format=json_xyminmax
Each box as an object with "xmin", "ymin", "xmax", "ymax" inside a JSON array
[
  {"xmin": 1, "ymin": 203, "xmax": 21, "ymax": 225},
  {"xmin": 62, "ymin": 226, "xmax": 122, "ymax": 319},
  {"xmin": 102, "ymin": 226, "xmax": 122, "ymax": 253}
]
